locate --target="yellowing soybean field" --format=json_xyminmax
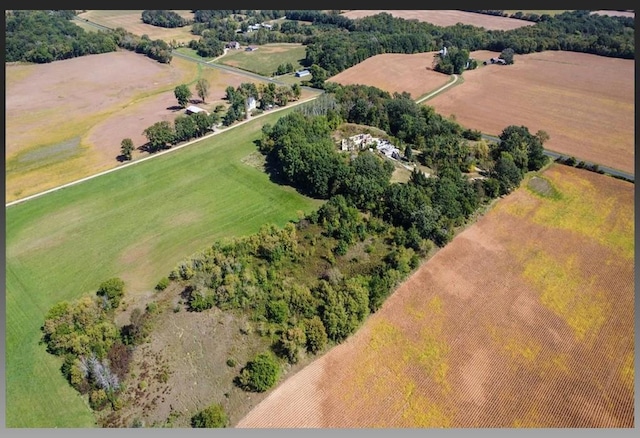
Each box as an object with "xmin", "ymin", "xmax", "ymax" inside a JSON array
[{"xmin": 238, "ymin": 164, "xmax": 634, "ymax": 427}]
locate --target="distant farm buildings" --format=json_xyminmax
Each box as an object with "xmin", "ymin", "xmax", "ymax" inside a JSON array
[
  {"xmin": 185, "ymin": 105, "xmax": 209, "ymax": 115},
  {"xmin": 295, "ymin": 69, "xmax": 311, "ymax": 77},
  {"xmin": 245, "ymin": 46, "xmax": 258, "ymax": 52},
  {"xmin": 485, "ymin": 57, "xmax": 507, "ymax": 65},
  {"xmin": 245, "ymin": 23, "xmax": 273, "ymax": 33},
  {"xmin": 226, "ymin": 41, "xmax": 240, "ymax": 50},
  {"xmin": 340, "ymin": 134, "xmax": 401, "ymax": 160}
]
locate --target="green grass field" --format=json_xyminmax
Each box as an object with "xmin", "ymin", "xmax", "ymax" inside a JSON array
[
  {"xmin": 217, "ymin": 43, "xmax": 307, "ymax": 77},
  {"xmin": 5, "ymin": 108, "xmax": 322, "ymax": 427}
]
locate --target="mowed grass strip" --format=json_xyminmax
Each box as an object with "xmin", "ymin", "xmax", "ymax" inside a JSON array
[{"xmin": 5, "ymin": 108, "xmax": 321, "ymax": 428}]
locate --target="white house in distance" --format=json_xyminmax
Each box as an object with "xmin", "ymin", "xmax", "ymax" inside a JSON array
[
  {"xmin": 246, "ymin": 96, "xmax": 257, "ymax": 111},
  {"xmin": 295, "ymin": 69, "xmax": 311, "ymax": 77}
]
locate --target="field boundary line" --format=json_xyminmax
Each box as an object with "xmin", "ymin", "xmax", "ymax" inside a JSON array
[{"xmin": 5, "ymin": 95, "xmax": 321, "ymax": 208}]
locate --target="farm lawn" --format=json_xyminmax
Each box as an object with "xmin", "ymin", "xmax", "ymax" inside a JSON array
[
  {"xmin": 216, "ymin": 43, "xmax": 308, "ymax": 77},
  {"xmin": 5, "ymin": 107, "xmax": 322, "ymax": 428}
]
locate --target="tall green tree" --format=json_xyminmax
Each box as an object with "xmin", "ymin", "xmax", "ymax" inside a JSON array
[
  {"xmin": 120, "ymin": 138, "xmax": 134, "ymax": 161},
  {"xmin": 195, "ymin": 78, "xmax": 210, "ymax": 103},
  {"xmin": 143, "ymin": 121, "xmax": 175, "ymax": 152},
  {"xmin": 174, "ymin": 84, "xmax": 192, "ymax": 107},
  {"xmin": 97, "ymin": 278, "xmax": 125, "ymax": 310}
]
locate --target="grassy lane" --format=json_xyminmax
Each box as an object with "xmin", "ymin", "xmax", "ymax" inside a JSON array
[{"xmin": 5, "ymin": 108, "xmax": 322, "ymax": 427}]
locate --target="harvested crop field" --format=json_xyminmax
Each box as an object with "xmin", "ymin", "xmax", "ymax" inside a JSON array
[
  {"xmin": 427, "ymin": 50, "xmax": 635, "ymax": 175},
  {"xmin": 77, "ymin": 10, "xmax": 196, "ymax": 44},
  {"xmin": 590, "ymin": 10, "xmax": 635, "ymax": 18},
  {"xmin": 327, "ymin": 52, "xmax": 451, "ymax": 100},
  {"xmin": 5, "ymin": 50, "xmax": 270, "ymax": 202},
  {"xmin": 238, "ymin": 164, "xmax": 634, "ymax": 428},
  {"xmin": 341, "ymin": 10, "xmax": 535, "ymax": 31}
]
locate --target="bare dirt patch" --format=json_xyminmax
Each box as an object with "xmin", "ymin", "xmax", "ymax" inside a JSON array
[
  {"xmin": 328, "ymin": 52, "xmax": 451, "ymax": 99},
  {"xmin": 427, "ymin": 50, "xmax": 635, "ymax": 175},
  {"xmin": 238, "ymin": 164, "xmax": 634, "ymax": 427},
  {"xmin": 341, "ymin": 10, "xmax": 535, "ymax": 31}
]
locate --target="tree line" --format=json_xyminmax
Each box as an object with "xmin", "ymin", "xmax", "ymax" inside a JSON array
[
  {"xmin": 6, "ymin": 10, "xmax": 173, "ymax": 64},
  {"xmin": 5, "ymin": 10, "xmax": 118, "ymax": 63},
  {"xmin": 141, "ymin": 10, "xmax": 191, "ymax": 28}
]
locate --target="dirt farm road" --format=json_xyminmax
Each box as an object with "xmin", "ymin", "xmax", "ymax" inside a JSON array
[{"xmin": 415, "ymin": 74, "xmax": 460, "ymax": 103}]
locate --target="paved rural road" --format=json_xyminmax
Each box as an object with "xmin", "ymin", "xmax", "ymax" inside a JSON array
[
  {"xmin": 480, "ymin": 134, "xmax": 634, "ymax": 182},
  {"xmin": 5, "ymin": 94, "xmax": 321, "ymax": 208}
]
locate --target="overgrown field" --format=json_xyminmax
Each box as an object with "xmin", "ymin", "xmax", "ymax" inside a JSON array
[
  {"xmin": 427, "ymin": 50, "xmax": 635, "ymax": 175},
  {"xmin": 238, "ymin": 164, "xmax": 634, "ymax": 427},
  {"xmin": 217, "ymin": 43, "xmax": 308, "ymax": 77},
  {"xmin": 5, "ymin": 108, "xmax": 321, "ymax": 428},
  {"xmin": 76, "ymin": 10, "xmax": 197, "ymax": 44}
]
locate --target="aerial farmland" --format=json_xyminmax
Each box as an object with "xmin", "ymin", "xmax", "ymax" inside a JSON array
[{"xmin": 5, "ymin": 9, "xmax": 635, "ymax": 429}]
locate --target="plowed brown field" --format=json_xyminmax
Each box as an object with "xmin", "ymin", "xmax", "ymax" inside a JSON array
[
  {"xmin": 428, "ymin": 50, "xmax": 635, "ymax": 175},
  {"xmin": 237, "ymin": 164, "xmax": 634, "ymax": 428},
  {"xmin": 341, "ymin": 10, "xmax": 535, "ymax": 31},
  {"xmin": 327, "ymin": 52, "xmax": 451, "ymax": 99},
  {"xmin": 5, "ymin": 50, "xmax": 270, "ymax": 202}
]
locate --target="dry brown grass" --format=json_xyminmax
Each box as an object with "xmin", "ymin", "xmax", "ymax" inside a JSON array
[
  {"xmin": 77, "ymin": 10, "xmax": 197, "ymax": 44},
  {"xmin": 238, "ymin": 164, "xmax": 634, "ymax": 428},
  {"xmin": 341, "ymin": 10, "xmax": 535, "ymax": 31},
  {"xmin": 5, "ymin": 50, "xmax": 272, "ymax": 202},
  {"xmin": 427, "ymin": 50, "xmax": 635, "ymax": 175},
  {"xmin": 327, "ymin": 52, "xmax": 451, "ymax": 100}
]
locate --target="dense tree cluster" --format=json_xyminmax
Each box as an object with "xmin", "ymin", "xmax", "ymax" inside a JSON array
[
  {"xmin": 41, "ymin": 279, "xmax": 132, "ymax": 411},
  {"xmin": 222, "ymin": 82, "xmax": 300, "ymax": 126},
  {"xmin": 142, "ymin": 110, "xmax": 220, "ymax": 152},
  {"xmin": 141, "ymin": 10, "xmax": 190, "ymax": 28},
  {"xmin": 110, "ymin": 27, "xmax": 173, "ymax": 63},
  {"xmin": 434, "ymin": 46, "xmax": 477, "ymax": 74},
  {"xmin": 5, "ymin": 10, "xmax": 117, "ymax": 63}
]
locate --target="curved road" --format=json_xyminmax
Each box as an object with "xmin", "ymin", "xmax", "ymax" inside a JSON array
[{"xmin": 415, "ymin": 74, "xmax": 459, "ymax": 104}]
